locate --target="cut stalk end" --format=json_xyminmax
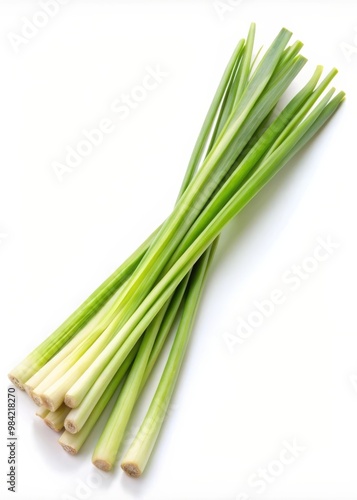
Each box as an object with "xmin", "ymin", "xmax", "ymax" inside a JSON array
[
  {"xmin": 59, "ymin": 442, "xmax": 78, "ymax": 455},
  {"xmin": 92, "ymin": 459, "xmax": 112, "ymax": 472},
  {"xmin": 121, "ymin": 462, "xmax": 142, "ymax": 478},
  {"xmin": 24, "ymin": 384, "xmax": 35, "ymax": 398},
  {"xmin": 64, "ymin": 419, "xmax": 78, "ymax": 434},
  {"xmin": 44, "ymin": 418, "xmax": 62, "ymax": 433},
  {"xmin": 25, "ymin": 386, "xmax": 43, "ymax": 406},
  {"xmin": 39, "ymin": 396, "xmax": 59, "ymax": 413},
  {"xmin": 8, "ymin": 374, "xmax": 24, "ymax": 391},
  {"xmin": 64, "ymin": 395, "xmax": 77, "ymax": 409}
]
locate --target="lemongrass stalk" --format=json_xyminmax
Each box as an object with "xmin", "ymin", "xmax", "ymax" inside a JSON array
[
  {"xmin": 44, "ymin": 404, "xmax": 71, "ymax": 432},
  {"xmin": 121, "ymin": 241, "xmax": 216, "ymax": 477},
  {"xmin": 90, "ymin": 34, "xmax": 248, "ymax": 467},
  {"xmin": 59, "ymin": 276, "xmax": 189, "ymax": 454},
  {"xmin": 40, "ymin": 49, "xmax": 247, "ymax": 413},
  {"xmin": 59, "ymin": 342, "xmax": 140, "ymax": 454},
  {"xmin": 11, "ymin": 31, "xmax": 246, "ymax": 398},
  {"xmin": 91, "ymin": 272, "xmax": 191, "ymax": 470},
  {"xmin": 9, "ymin": 29, "xmax": 242, "ymax": 393},
  {"xmin": 120, "ymin": 92, "xmax": 344, "ymax": 477},
  {"xmin": 8, "ymin": 228, "xmax": 156, "ymax": 390},
  {"xmin": 32, "ymin": 290, "xmax": 131, "ymax": 411},
  {"xmin": 65, "ymin": 78, "xmax": 343, "ymax": 414},
  {"xmin": 15, "ymin": 27, "xmax": 298, "ymax": 409},
  {"xmin": 35, "ymin": 407, "xmax": 49, "ymax": 419},
  {"xmin": 64, "ymin": 298, "xmax": 172, "ymax": 435},
  {"xmin": 35, "ymin": 311, "xmax": 130, "ymax": 412},
  {"xmin": 24, "ymin": 283, "xmax": 126, "ymax": 403},
  {"xmin": 50, "ymin": 34, "xmax": 249, "ymax": 411},
  {"xmin": 46, "ymin": 39, "xmax": 243, "ymax": 412},
  {"xmin": 62, "ymin": 50, "xmax": 306, "ymax": 410},
  {"xmin": 110, "ymin": 29, "xmax": 293, "ymax": 312},
  {"xmin": 165, "ymin": 66, "xmax": 327, "ymax": 264},
  {"xmin": 66, "ymin": 29, "xmax": 293, "ymax": 370},
  {"xmin": 64, "ymin": 261, "xmax": 194, "ymax": 409},
  {"xmin": 91, "ymin": 312, "xmax": 177, "ymax": 470},
  {"xmin": 65, "ymin": 278, "xmax": 182, "ymax": 434}
]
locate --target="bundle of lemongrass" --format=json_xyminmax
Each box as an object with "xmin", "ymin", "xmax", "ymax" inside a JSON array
[{"xmin": 9, "ymin": 24, "xmax": 344, "ymax": 478}]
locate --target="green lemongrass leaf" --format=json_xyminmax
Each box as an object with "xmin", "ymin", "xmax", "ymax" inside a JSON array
[
  {"xmin": 165, "ymin": 66, "xmax": 326, "ymax": 261},
  {"xmin": 266, "ymin": 67, "xmax": 338, "ymax": 156},
  {"xmin": 234, "ymin": 22, "xmax": 256, "ymax": 108},
  {"xmin": 176, "ymin": 38, "xmax": 245, "ymax": 199},
  {"xmin": 277, "ymin": 40, "xmax": 304, "ymax": 70},
  {"xmin": 8, "ymin": 232, "xmax": 153, "ymax": 389}
]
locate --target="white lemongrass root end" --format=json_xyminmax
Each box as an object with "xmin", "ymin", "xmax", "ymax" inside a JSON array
[
  {"xmin": 24, "ymin": 384, "xmax": 36, "ymax": 400},
  {"xmin": 44, "ymin": 418, "xmax": 62, "ymax": 433},
  {"xmin": 39, "ymin": 395, "xmax": 59, "ymax": 413},
  {"xmin": 92, "ymin": 459, "xmax": 112, "ymax": 472},
  {"xmin": 26, "ymin": 388, "xmax": 43, "ymax": 406},
  {"xmin": 121, "ymin": 462, "xmax": 142, "ymax": 478},
  {"xmin": 64, "ymin": 419, "xmax": 78, "ymax": 434},
  {"xmin": 8, "ymin": 374, "xmax": 24, "ymax": 391},
  {"xmin": 64, "ymin": 395, "xmax": 77, "ymax": 409},
  {"xmin": 59, "ymin": 442, "xmax": 78, "ymax": 455}
]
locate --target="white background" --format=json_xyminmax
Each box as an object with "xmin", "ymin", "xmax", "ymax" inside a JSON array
[{"xmin": 1, "ymin": 1, "xmax": 357, "ymax": 499}]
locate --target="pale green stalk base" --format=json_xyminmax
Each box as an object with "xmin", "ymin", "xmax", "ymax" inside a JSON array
[
  {"xmin": 44, "ymin": 404, "xmax": 71, "ymax": 432},
  {"xmin": 91, "ymin": 274, "xmax": 191, "ymax": 470},
  {"xmin": 8, "ymin": 229, "xmax": 155, "ymax": 389},
  {"xmin": 25, "ymin": 284, "xmax": 125, "ymax": 405},
  {"xmin": 35, "ymin": 407, "xmax": 49, "ymax": 419},
  {"xmin": 59, "ymin": 343, "xmax": 140, "ymax": 453},
  {"xmin": 61, "ymin": 274, "xmax": 191, "ymax": 452}
]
